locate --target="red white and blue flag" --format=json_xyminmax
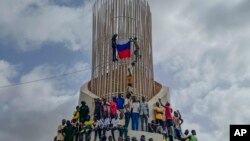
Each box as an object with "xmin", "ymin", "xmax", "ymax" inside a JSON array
[{"xmin": 116, "ymin": 39, "xmax": 131, "ymax": 59}]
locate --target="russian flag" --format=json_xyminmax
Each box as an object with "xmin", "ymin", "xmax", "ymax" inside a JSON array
[{"xmin": 116, "ymin": 39, "xmax": 131, "ymax": 59}]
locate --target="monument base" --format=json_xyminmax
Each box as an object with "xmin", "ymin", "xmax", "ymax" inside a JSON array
[{"xmin": 79, "ymin": 81, "xmax": 170, "ymax": 123}]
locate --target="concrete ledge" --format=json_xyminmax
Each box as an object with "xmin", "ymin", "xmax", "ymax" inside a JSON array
[{"xmin": 79, "ymin": 82, "xmax": 170, "ymax": 129}]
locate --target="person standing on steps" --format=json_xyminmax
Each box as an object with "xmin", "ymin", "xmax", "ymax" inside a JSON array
[
  {"xmin": 131, "ymin": 96, "xmax": 140, "ymax": 131},
  {"xmin": 56, "ymin": 119, "xmax": 66, "ymax": 141},
  {"xmin": 101, "ymin": 98, "xmax": 110, "ymax": 118},
  {"xmin": 62, "ymin": 120, "xmax": 74, "ymax": 141},
  {"xmin": 94, "ymin": 98, "xmax": 102, "ymax": 120},
  {"xmin": 173, "ymin": 110, "xmax": 183, "ymax": 140},
  {"xmin": 116, "ymin": 93, "xmax": 125, "ymax": 113},
  {"xmin": 71, "ymin": 106, "xmax": 80, "ymax": 124},
  {"xmin": 124, "ymin": 93, "xmax": 132, "ymax": 129},
  {"xmin": 139, "ymin": 96, "xmax": 149, "ymax": 131},
  {"xmin": 109, "ymin": 97, "xmax": 118, "ymax": 119},
  {"xmin": 189, "ymin": 130, "xmax": 198, "ymax": 141},
  {"xmin": 80, "ymin": 101, "xmax": 89, "ymax": 123},
  {"xmin": 153, "ymin": 102, "xmax": 164, "ymax": 127},
  {"xmin": 158, "ymin": 98, "xmax": 175, "ymax": 141},
  {"xmin": 111, "ymin": 34, "xmax": 118, "ymax": 62}
]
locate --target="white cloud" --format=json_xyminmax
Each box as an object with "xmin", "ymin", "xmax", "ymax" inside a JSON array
[
  {"xmin": 149, "ymin": 0, "xmax": 250, "ymax": 140},
  {"xmin": 0, "ymin": 60, "xmax": 90, "ymax": 141},
  {"xmin": 0, "ymin": 0, "xmax": 92, "ymax": 51},
  {"xmin": 1, "ymin": 0, "xmax": 250, "ymax": 141},
  {"xmin": 0, "ymin": 60, "xmax": 18, "ymax": 86}
]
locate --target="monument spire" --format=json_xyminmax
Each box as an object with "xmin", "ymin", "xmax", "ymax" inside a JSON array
[{"xmin": 90, "ymin": 0, "xmax": 154, "ymax": 100}]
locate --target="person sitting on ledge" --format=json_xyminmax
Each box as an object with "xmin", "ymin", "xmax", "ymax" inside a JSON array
[
  {"xmin": 103, "ymin": 115, "xmax": 111, "ymax": 136},
  {"xmin": 82, "ymin": 115, "xmax": 93, "ymax": 141},
  {"xmin": 111, "ymin": 114, "xmax": 119, "ymax": 141},
  {"xmin": 148, "ymin": 120, "xmax": 157, "ymax": 133},
  {"xmin": 118, "ymin": 112, "xmax": 127, "ymax": 139}
]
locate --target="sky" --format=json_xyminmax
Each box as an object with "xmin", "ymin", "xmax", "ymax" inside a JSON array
[{"xmin": 0, "ymin": 0, "xmax": 250, "ymax": 140}]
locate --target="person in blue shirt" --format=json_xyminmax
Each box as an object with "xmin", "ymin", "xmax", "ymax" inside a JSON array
[{"xmin": 116, "ymin": 93, "xmax": 125, "ymax": 113}]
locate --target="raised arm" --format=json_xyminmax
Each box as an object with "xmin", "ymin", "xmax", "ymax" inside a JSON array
[
  {"xmin": 158, "ymin": 98, "xmax": 165, "ymax": 107},
  {"xmin": 177, "ymin": 110, "xmax": 184, "ymax": 125}
]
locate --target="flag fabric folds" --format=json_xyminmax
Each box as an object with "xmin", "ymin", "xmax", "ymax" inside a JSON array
[{"xmin": 116, "ymin": 39, "xmax": 131, "ymax": 59}]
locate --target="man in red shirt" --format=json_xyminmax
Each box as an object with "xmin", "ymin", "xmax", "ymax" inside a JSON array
[
  {"xmin": 159, "ymin": 98, "xmax": 175, "ymax": 140},
  {"xmin": 109, "ymin": 97, "xmax": 118, "ymax": 118}
]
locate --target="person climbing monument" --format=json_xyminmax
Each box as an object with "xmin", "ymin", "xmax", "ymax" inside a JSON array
[
  {"xmin": 131, "ymin": 37, "xmax": 141, "ymax": 62},
  {"xmin": 127, "ymin": 61, "xmax": 135, "ymax": 76},
  {"xmin": 112, "ymin": 34, "xmax": 118, "ymax": 62}
]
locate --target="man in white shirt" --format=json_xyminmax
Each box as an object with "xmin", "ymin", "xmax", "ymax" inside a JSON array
[
  {"xmin": 139, "ymin": 96, "xmax": 149, "ymax": 131},
  {"xmin": 124, "ymin": 93, "xmax": 132, "ymax": 128},
  {"xmin": 56, "ymin": 119, "xmax": 66, "ymax": 141},
  {"xmin": 103, "ymin": 116, "xmax": 110, "ymax": 136},
  {"xmin": 93, "ymin": 118, "xmax": 103, "ymax": 141},
  {"xmin": 131, "ymin": 96, "xmax": 140, "ymax": 131},
  {"xmin": 111, "ymin": 115, "xmax": 119, "ymax": 141}
]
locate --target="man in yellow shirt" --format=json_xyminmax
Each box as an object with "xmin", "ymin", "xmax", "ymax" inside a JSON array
[
  {"xmin": 82, "ymin": 115, "xmax": 94, "ymax": 141},
  {"xmin": 154, "ymin": 102, "xmax": 164, "ymax": 127},
  {"xmin": 71, "ymin": 106, "xmax": 80, "ymax": 123}
]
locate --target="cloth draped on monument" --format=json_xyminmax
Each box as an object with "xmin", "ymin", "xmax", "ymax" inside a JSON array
[{"xmin": 116, "ymin": 39, "xmax": 131, "ymax": 59}]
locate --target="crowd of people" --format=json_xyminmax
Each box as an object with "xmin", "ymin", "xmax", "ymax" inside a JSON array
[
  {"xmin": 54, "ymin": 93, "xmax": 198, "ymax": 141},
  {"xmin": 54, "ymin": 34, "xmax": 198, "ymax": 141}
]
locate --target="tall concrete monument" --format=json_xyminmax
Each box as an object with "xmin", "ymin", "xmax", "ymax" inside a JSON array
[{"xmin": 80, "ymin": 0, "xmax": 169, "ymax": 117}]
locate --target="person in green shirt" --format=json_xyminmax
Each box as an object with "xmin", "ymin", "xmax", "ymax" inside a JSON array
[
  {"xmin": 189, "ymin": 130, "xmax": 198, "ymax": 141},
  {"xmin": 79, "ymin": 101, "xmax": 89, "ymax": 122},
  {"xmin": 62, "ymin": 120, "xmax": 74, "ymax": 141}
]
